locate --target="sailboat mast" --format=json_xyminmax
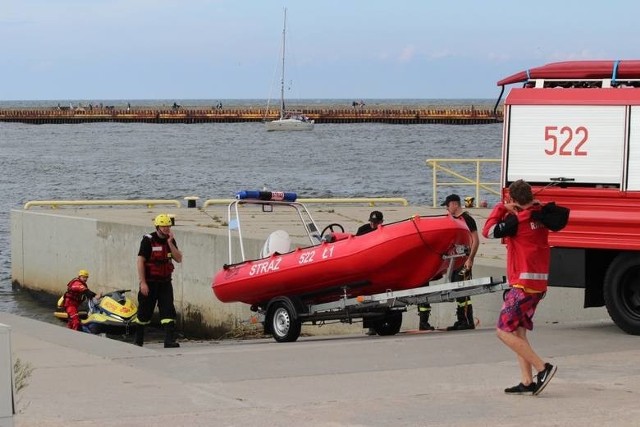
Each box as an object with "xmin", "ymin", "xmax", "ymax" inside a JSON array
[{"xmin": 279, "ymin": 8, "xmax": 287, "ymax": 119}]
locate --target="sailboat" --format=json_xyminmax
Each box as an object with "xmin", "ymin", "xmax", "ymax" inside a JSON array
[{"xmin": 265, "ymin": 9, "xmax": 314, "ymax": 131}]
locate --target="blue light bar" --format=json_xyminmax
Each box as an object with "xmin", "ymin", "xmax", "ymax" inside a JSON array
[{"xmin": 235, "ymin": 190, "xmax": 297, "ymax": 202}]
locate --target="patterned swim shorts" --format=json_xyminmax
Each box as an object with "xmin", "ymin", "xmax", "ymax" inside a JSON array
[{"xmin": 497, "ymin": 287, "xmax": 544, "ymax": 332}]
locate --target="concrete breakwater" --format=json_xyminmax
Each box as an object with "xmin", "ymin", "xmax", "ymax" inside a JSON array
[{"xmin": 0, "ymin": 106, "xmax": 502, "ymax": 124}]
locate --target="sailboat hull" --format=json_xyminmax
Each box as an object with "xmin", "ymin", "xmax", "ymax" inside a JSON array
[{"xmin": 265, "ymin": 118, "xmax": 315, "ymax": 131}]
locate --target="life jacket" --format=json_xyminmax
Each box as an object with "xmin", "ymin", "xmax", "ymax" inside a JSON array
[
  {"xmin": 144, "ymin": 233, "xmax": 174, "ymax": 280},
  {"xmin": 63, "ymin": 278, "xmax": 88, "ymax": 305}
]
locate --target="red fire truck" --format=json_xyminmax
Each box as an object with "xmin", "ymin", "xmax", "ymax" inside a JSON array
[{"xmin": 497, "ymin": 60, "xmax": 640, "ymax": 335}]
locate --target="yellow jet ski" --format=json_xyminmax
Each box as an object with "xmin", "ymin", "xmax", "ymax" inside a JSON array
[{"xmin": 54, "ymin": 289, "xmax": 138, "ymax": 334}]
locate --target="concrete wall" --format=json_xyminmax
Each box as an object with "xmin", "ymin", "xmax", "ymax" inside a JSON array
[
  {"xmin": 11, "ymin": 209, "xmax": 612, "ymax": 338},
  {"xmin": 10, "ymin": 209, "xmax": 250, "ymax": 338}
]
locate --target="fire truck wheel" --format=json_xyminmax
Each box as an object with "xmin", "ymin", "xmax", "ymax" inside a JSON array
[
  {"xmin": 372, "ymin": 311, "xmax": 403, "ymax": 336},
  {"xmin": 603, "ymin": 252, "xmax": 640, "ymax": 335},
  {"xmin": 268, "ymin": 302, "xmax": 302, "ymax": 343}
]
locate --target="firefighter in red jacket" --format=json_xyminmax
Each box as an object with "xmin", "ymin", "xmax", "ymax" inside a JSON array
[
  {"xmin": 63, "ymin": 269, "xmax": 101, "ymax": 331},
  {"xmin": 135, "ymin": 214, "xmax": 183, "ymax": 348}
]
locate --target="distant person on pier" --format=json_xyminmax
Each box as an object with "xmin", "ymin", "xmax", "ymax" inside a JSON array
[
  {"xmin": 135, "ymin": 214, "xmax": 183, "ymax": 348},
  {"xmin": 63, "ymin": 269, "xmax": 101, "ymax": 331}
]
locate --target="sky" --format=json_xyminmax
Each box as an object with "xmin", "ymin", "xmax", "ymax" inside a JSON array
[{"xmin": 2, "ymin": 0, "xmax": 640, "ymax": 101}]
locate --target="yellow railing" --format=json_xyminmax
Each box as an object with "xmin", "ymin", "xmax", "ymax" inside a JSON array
[
  {"xmin": 23, "ymin": 199, "xmax": 182, "ymax": 209},
  {"xmin": 22, "ymin": 197, "xmax": 409, "ymax": 210},
  {"xmin": 202, "ymin": 197, "xmax": 409, "ymax": 208},
  {"xmin": 426, "ymin": 158, "xmax": 501, "ymax": 207},
  {"xmin": 299, "ymin": 197, "xmax": 408, "ymax": 206}
]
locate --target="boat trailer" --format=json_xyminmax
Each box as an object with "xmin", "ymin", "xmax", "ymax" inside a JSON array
[{"xmin": 257, "ymin": 275, "xmax": 509, "ymax": 342}]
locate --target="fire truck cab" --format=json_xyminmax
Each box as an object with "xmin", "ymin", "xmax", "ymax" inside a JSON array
[{"xmin": 498, "ymin": 60, "xmax": 640, "ymax": 335}]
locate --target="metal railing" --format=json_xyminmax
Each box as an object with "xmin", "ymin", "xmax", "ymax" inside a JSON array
[
  {"xmin": 23, "ymin": 199, "xmax": 182, "ymax": 209},
  {"xmin": 426, "ymin": 158, "xmax": 501, "ymax": 207}
]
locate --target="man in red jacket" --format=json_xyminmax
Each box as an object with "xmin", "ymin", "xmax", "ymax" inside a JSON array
[{"xmin": 482, "ymin": 180, "xmax": 557, "ymax": 396}]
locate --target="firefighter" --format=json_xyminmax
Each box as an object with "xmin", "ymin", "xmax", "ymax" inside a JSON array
[
  {"xmin": 443, "ymin": 194, "xmax": 479, "ymax": 330},
  {"xmin": 63, "ymin": 269, "xmax": 100, "ymax": 331},
  {"xmin": 418, "ymin": 194, "xmax": 479, "ymax": 331},
  {"xmin": 418, "ymin": 303, "xmax": 434, "ymax": 331},
  {"xmin": 135, "ymin": 214, "xmax": 183, "ymax": 348},
  {"xmin": 356, "ymin": 210, "xmax": 383, "ymax": 236},
  {"xmin": 356, "ymin": 211, "xmax": 384, "ymax": 335}
]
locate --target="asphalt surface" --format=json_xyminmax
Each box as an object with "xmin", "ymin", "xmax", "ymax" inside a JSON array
[
  {"xmin": 3, "ymin": 311, "xmax": 639, "ymax": 427},
  {"xmin": 6, "ymin": 204, "xmax": 638, "ymax": 426}
]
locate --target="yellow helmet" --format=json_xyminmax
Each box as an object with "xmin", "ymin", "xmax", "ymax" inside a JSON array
[
  {"xmin": 78, "ymin": 269, "xmax": 90, "ymax": 278},
  {"xmin": 154, "ymin": 214, "xmax": 173, "ymax": 227}
]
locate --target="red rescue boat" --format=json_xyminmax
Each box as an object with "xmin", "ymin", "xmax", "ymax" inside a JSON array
[{"xmin": 212, "ymin": 191, "xmax": 471, "ymax": 307}]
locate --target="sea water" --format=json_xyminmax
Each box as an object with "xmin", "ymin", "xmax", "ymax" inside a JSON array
[{"xmin": 0, "ymin": 101, "xmax": 502, "ymax": 319}]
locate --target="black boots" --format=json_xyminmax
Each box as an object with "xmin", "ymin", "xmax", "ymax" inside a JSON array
[
  {"xmin": 446, "ymin": 305, "xmax": 475, "ymax": 331},
  {"xmin": 133, "ymin": 323, "xmax": 180, "ymax": 348},
  {"xmin": 134, "ymin": 326, "xmax": 144, "ymax": 346},
  {"xmin": 418, "ymin": 307, "xmax": 435, "ymax": 331},
  {"xmin": 164, "ymin": 322, "xmax": 180, "ymax": 348},
  {"xmin": 419, "ymin": 301, "xmax": 475, "ymax": 331}
]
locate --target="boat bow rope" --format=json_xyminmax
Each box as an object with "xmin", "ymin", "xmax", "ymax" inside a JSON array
[{"xmin": 410, "ymin": 216, "xmax": 446, "ymax": 257}]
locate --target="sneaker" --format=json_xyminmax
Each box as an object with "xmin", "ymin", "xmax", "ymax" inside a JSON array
[
  {"xmin": 533, "ymin": 363, "xmax": 557, "ymax": 396},
  {"xmin": 504, "ymin": 382, "xmax": 536, "ymax": 395}
]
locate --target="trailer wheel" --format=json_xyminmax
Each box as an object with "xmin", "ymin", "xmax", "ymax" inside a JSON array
[
  {"xmin": 603, "ymin": 253, "xmax": 640, "ymax": 335},
  {"xmin": 268, "ymin": 302, "xmax": 302, "ymax": 342},
  {"xmin": 372, "ymin": 311, "xmax": 403, "ymax": 336}
]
